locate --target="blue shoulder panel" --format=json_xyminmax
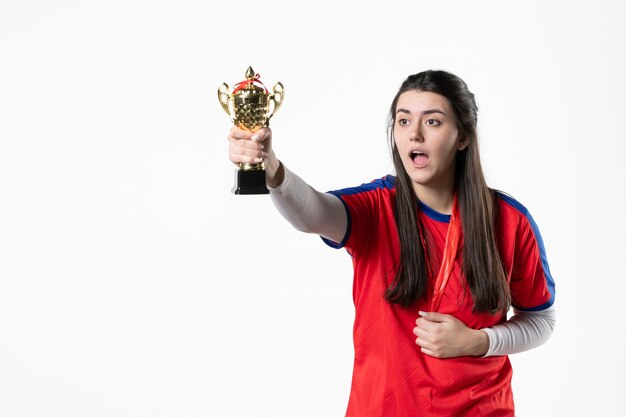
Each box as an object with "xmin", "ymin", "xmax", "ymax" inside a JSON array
[
  {"xmin": 320, "ymin": 176, "xmax": 396, "ymax": 250},
  {"xmin": 496, "ymin": 191, "xmax": 556, "ymax": 311},
  {"xmin": 328, "ymin": 175, "xmax": 396, "ymax": 197}
]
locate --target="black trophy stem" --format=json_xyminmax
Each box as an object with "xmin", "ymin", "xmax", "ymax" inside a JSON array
[{"xmin": 232, "ymin": 168, "xmax": 269, "ymax": 195}]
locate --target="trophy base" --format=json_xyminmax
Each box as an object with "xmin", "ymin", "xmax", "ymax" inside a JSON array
[{"xmin": 232, "ymin": 168, "xmax": 269, "ymax": 195}]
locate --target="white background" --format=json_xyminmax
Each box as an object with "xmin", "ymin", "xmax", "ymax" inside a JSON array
[{"xmin": 1, "ymin": 1, "xmax": 625, "ymax": 416}]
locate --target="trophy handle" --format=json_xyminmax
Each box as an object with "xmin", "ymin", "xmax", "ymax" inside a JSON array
[
  {"xmin": 268, "ymin": 82, "xmax": 285, "ymax": 121},
  {"xmin": 218, "ymin": 83, "xmax": 232, "ymax": 116}
]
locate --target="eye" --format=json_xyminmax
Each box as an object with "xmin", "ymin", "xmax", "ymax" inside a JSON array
[
  {"xmin": 425, "ymin": 119, "xmax": 441, "ymax": 126},
  {"xmin": 397, "ymin": 118, "xmax": 409, "ymax": 126}
]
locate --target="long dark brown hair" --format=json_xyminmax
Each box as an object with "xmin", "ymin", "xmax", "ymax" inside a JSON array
[{"xmin": 384, "ymin": 70, "xmax": 510, "ymax": 314}]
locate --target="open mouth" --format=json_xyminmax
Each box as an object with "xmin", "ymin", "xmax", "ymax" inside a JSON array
[{"xmin": 410, "ymin": 150, "xmax": 429, "ymax": 166}]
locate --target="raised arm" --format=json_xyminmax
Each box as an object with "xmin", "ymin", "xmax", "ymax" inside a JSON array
[{"xmin": 228, "ymin": 127, "xmax": 347, "ymax": 243}]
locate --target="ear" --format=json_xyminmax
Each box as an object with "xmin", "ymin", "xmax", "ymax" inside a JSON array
[{"xmin": 457, "ymin": 135, "xmax": 470, "ymax": 151}]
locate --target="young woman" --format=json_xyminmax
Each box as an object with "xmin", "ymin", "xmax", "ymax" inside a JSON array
[{"xmin": 227, "ymin": 70, "xmax": 556, "ymax": 417}]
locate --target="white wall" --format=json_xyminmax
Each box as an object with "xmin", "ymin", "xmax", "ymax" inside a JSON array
[{"xmin": 1, "ymin": 1, "xmax": 624, "ymax": 416}]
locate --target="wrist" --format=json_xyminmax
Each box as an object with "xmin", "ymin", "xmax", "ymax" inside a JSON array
[
  {"xmin": 265, "ymin": 152, "xmax": 284, "ymax": 188},
  {"xmin": 469, "ymin": 329, "xmax": 490, "ymax": 357}
]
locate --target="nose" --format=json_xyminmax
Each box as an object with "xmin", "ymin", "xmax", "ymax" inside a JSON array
[{"xmin": 409, "ymin": 125, "xmax": 424, "ymax": 142}]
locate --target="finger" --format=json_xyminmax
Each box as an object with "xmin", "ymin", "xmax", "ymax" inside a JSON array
[
  {"xmin": 413, "ymin": 326, "xmax": 431, "ymax": 339},
  {"xmin": 229, "ymin": 144, "xmax": 268, "ymax": 162},
  {"xmin": 415, "ymin": 336, "xmax": 428, "ymax": 348},
  {"xmin": 229, "ymin": 147, "xmax": 268, "ymax": 162},
  {"xmin": 230, "ymin": 143, "xmax": 267, "ymax": 158},
  {"xmin": 229, "ymin": 126, "xmax": 253, "ymax": 140},
  {"xmin": 229, "ymin": 139, "xmax": 266, "ymax": 158},
  {"xmin": 418, "ymin": 311, "xmax": 449, "ymax": 323},
  {"xmin": 415, "ymin": 336, "xmax": 438, "ymax": 354},
  {"xmin": 251, "ymin": 127, "xmax": 271, "ymax": 143},
  {"xmin": 228, "ymin": 141, "xmax": 265, "ymax": 163},
  {"xmin": 229, "ymin": 153, "xmax": 269, "ymax": 163},
  {"xmin": 415, "ymin": 317, "xmax": 438, "ymax": 333},
  {"xmin": 229, "ymin": 153, "xmax": 265, "ymax": 165},
  {"xmin": 420, "ymin": 347, "xmax": 442, "ymax": 358}
]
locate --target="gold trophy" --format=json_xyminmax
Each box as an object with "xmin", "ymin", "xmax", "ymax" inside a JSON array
[{"xmin": 218, "ymin": 66, "xmax": 284, "ymax": 195}]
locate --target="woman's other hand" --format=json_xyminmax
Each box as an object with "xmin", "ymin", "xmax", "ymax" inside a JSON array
[{"xmin": 413, "ymin": 311, "xmax": 489, "ymax": 358}]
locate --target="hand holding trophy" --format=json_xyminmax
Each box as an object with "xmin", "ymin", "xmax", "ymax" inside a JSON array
[{"xmin": 218, "ymin": 67, "xmax": 285, "ymax": 195}]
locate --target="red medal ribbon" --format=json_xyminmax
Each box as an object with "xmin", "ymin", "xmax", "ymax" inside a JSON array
[
  {"xmin": 232, "ymin": 73, "xmax": 269, "ymax": 94},
  {"xmin": 429, "ymin": 195, "xmax": 461, "ymax": 312}
]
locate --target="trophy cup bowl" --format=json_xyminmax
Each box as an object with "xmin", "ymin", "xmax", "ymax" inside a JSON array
[{"xmin": 218, "ymin": 66, "xmax": 284, "ymax": 195}]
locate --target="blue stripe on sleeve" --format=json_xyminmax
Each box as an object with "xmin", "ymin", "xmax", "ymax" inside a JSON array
[
  {"xmin": 319, "ymin": 176, "xmax": 395, "ymax": 250},
  {"xmin": 326, "ymin": 176, "xmax": 396, "ymax": 197},
  {"xmin": 496, "ymin": 192, "xmax": 556, "ymax": 311}
]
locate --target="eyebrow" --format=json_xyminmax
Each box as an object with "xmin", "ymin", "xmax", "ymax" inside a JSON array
[{"xmin": 396, "ymin": 108, "xmax": 447, "ymax": 116}]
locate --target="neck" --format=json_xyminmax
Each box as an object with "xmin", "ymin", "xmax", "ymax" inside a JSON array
[{"xmin": 412, "ymin": 182, "xmax": 455, "ymax": 214}]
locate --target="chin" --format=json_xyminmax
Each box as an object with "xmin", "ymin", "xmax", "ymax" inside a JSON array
[{"xmin": 406, "ymin": 173, "xmax": 431, "ymax": 188}]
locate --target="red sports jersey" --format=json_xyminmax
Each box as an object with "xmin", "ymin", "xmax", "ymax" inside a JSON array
[{"xmin": 322, "ymin": 176, "xmax": 555, "ymax": 417}]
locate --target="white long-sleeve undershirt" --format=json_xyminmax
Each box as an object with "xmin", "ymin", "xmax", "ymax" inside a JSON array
[
  {"xmin": 269, "ymin": 165, "xmax": 556, "ymax": 357},
  {"xmin": 482, "ymin": 305, "xmax": 555, "ymax": 356}
]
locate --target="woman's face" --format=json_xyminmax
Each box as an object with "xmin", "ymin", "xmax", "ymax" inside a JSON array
[{"xmin": 393, "ymin": 90, "xmax": 467, "ymax": 195}]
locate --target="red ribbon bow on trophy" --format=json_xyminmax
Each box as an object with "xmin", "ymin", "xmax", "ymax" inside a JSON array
[{"xmin": 232, "ymin": 72, "xmax": 269, "ymax": 94}]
